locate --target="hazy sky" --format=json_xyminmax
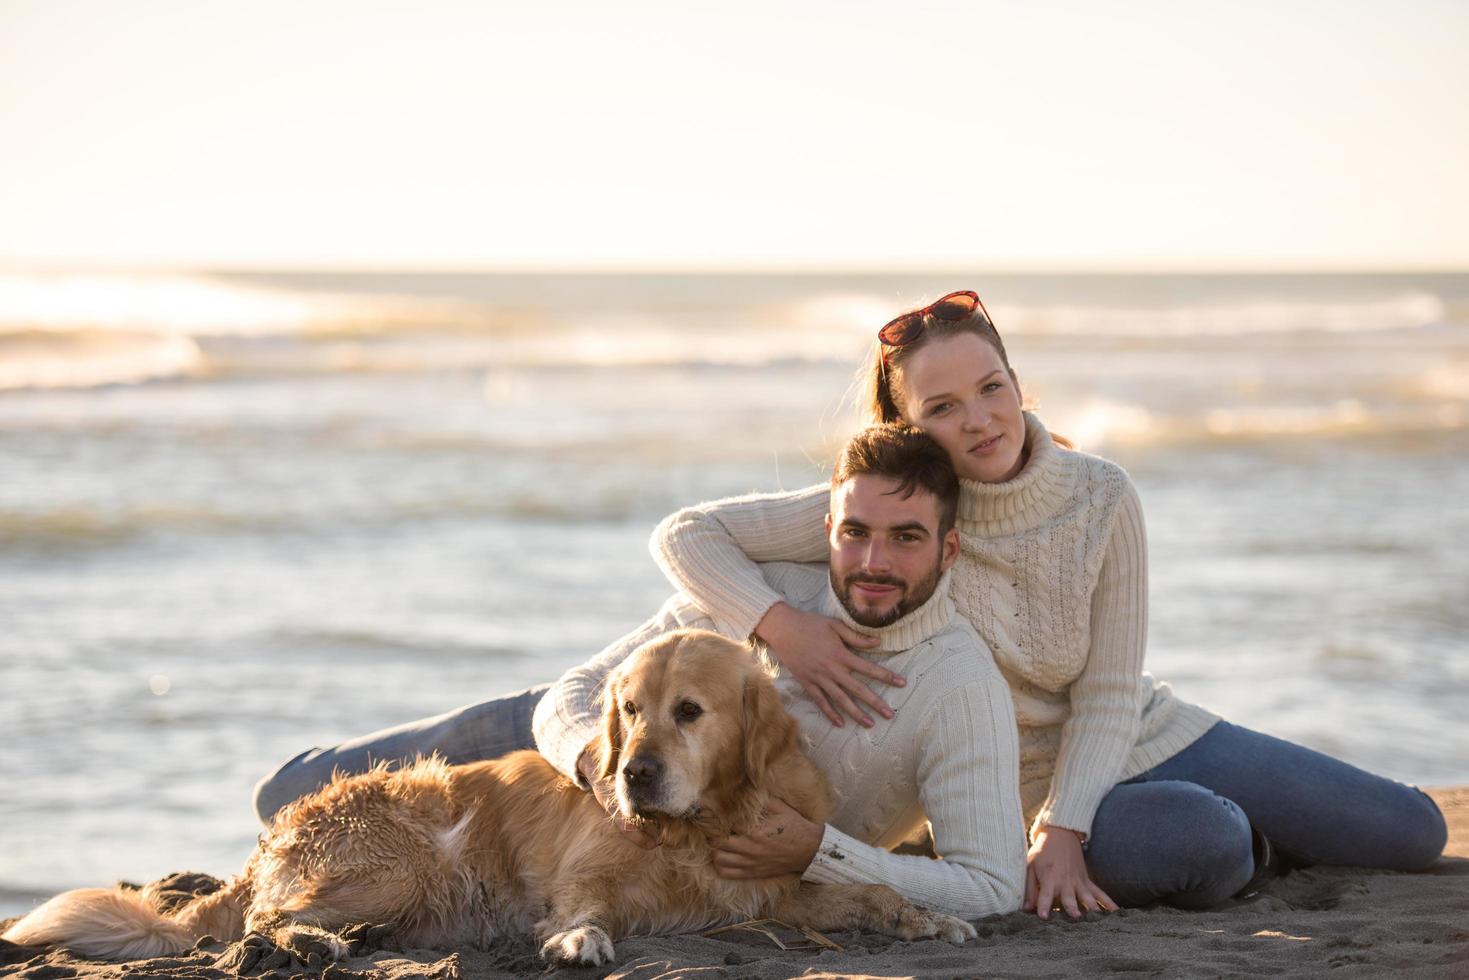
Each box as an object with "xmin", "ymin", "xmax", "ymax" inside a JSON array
[{"xmin": 1, "ymin": 0, "xmax": 1466, "ymax": 270}]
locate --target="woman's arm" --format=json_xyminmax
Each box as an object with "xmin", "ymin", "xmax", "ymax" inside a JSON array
[
  {"xmin": 651, "ymin": 485, "xmax": 831, "ymax": 637},
  {"xmin": 1018, "ymin": 481, "xmax": 1146, "ymax": 919},
  {"xmin": 653, "ymin": 486, "xmax": 895, "ymax": 726},
  {"xmin": 1032, "ymin": 480, "xmax": 1150, "ymax": 838}
]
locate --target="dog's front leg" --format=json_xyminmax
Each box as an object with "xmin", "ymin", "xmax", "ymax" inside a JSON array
[
  {"xmin": 771, "ymin": 883, "xmax": 976, "ymax": 945},
  {"xmin": 535, "ymin": 889, "xmax": 617, "ymax": 967}
]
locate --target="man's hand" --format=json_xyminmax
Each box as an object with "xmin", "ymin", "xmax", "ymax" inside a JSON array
[
  {"xmin": 712, "ymin": 797, "xmax": 823, "ymax": 879},
  {"xmin": 755, "ymin": 602, "xmax": 902, "ymax": 728},
  {"xmin": 576, "ymin": 745, "xmax": 657, "ymax": 850},
  {"xmin": 1023, "ymin": 826, "xmax": 1118, "ymax": 919}
]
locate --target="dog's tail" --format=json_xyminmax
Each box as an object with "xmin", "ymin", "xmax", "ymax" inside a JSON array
[{"xmin": 1, "ymin": 876, "xmax": 251, "ymax": 960}]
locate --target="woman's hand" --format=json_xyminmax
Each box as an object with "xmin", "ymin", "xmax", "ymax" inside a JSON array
[
  {"xmin": 755, "ymin": 602, "xmax": 901, "ymax": 728},
  {"xmin": 713, "ymin": 797, "xmax": 823, "ymax": 879},
  {"xmin": 1023, "ymin": 826, "xmax": 1118, "ymax": 919},
  {"xmin": 576, "ymin": 745, "xmax": 657, "ymax": 850}
]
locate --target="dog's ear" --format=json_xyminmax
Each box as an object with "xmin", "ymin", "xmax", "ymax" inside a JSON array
[
  {"xmin": 597, "ymin": 676, "xmax": 623, "ymax": 782},
  {"xmin": 742, "ymin": 673, "xmax": 797, "ymax": 784}
]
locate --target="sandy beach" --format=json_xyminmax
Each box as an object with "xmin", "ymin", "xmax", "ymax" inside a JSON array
[{"xmin": 3, "ymin": 787, "xmax": 1464, "ymax": 980}]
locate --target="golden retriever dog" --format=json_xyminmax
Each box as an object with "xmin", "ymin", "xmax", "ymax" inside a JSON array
[{"xmin": 4, "ymin": 629, "xmax": 975, "ymax": 967}]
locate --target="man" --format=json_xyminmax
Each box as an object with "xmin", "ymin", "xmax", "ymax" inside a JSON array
[
  {"xmin": 255, "ymin": 425, "xmax": 1025, "ymax": 918},
  {"xmin": 533, "ymin": 425, "xmax": 1025, "ymax": 918}
]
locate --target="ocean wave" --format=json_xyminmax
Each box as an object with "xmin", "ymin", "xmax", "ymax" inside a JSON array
[
  {"xmin": 0, "ymin": 329, "xmax": 204, "ymax": 390},
  {"xmin": 1048, "ymin": 398, "xmax": 1469, "ymax": 450},
  {"xmin": 0, "ymin": 496, "xmax": 641, "ymax": 549},
  {"xmin": 998, "ymin": 291, "xmax": 1447, "ymax": 337},
  {"xmin": 0, "ymin": 506, "xmax": 300, "ymax": 546},
  {"xmin": 0, "ymin": 273, "xmax": 1457, "ymax": 390},
  {"xmin": 0, "ymin": 272, "xmax": 491, "ymax": 338},
  {"xmin": 1413, "ymin": 361, "xmax": 1469, "ymax": 401},
  {"xmin": 260, "ymin": 626, "xmax": 520, "ymax": 661},
  {"xmin": 0, "ymin": 325, "xmax": 856, "ymax": 391},
  {"xmin": 0, "ymin": 271, "xmax": 504, "ymax": 389}
]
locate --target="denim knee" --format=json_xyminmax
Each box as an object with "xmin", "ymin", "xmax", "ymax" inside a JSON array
[
  {"xmin": 1150, "ymin": 782, "xmax": 1254, "ymax": 909},
  {"xmin": 252, "ymin": 770, "xmax": 284, "ymax": 827},
  {"xmin": 1386, "ymin": 788, "xmax": 1448, "ymax": 871},
  {"xmin": 1088, "ymin": 780, "xmax": 1255, "ymax": 910},
  {"xmin": 252, "ymin": 748, "xmax": 322, "ymax": 827}
]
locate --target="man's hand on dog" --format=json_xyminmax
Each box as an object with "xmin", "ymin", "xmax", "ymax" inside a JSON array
[
  {"xmin": 713, "ymin": 796, "xmax": 822, "ymax": 879},
  {"xmin": 578, "ymin": 745, "xmax": 659, "ymax": 850}
]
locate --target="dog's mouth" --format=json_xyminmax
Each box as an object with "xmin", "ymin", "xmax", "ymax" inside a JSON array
[
  {"xmin": 621, "ymin": 796, "xmax": 706, "ymax": 824},
  {"xmin": 626, "ymin": 800, "xmax": 700, "ymax": 820},
  {"xmin": 628, "ymin": 802, "xmax": 659, "ymax": 820}
]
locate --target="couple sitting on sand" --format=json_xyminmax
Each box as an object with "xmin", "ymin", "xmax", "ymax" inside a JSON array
[{"xmin": 254, "ymin": 290, "xmax": 1447, "ymax": 920}]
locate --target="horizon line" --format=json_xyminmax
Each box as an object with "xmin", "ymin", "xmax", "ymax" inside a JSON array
[{"xmin": 3, "ymin": 261, "xmax": 1468, "ymax": 277}]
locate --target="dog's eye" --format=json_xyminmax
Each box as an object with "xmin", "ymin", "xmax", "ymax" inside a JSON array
[
  {"xmin": 676, "ymin": 700, "xmax": 703, "ymax": 722},
  {"xmin": 622, "ymin": 700, "xmax": 637, "ymax": 716}
]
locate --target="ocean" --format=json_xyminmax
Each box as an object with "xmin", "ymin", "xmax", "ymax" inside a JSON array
[{"xmin": 2, "ymin": 270, "xmax": 1467, "ymax": 917}]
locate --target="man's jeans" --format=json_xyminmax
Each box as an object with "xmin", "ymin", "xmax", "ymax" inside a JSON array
[
  {"xmin": 254, "ymin": 702, "xmax": 1447, "ymax": 911},
  {"xmin": 252, "ymin": 684, "xmax": 549, "ymax": 825},
  {"xmin": 1085, "ymin": 721, "xmax": 1448, "ymax": 909}
]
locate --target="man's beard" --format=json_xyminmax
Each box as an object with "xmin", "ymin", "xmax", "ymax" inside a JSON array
[{"xmin": 832, "ymin": 556, "xmax": 944, "ymax": 629}]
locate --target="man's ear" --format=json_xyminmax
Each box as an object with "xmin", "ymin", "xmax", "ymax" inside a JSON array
[
  {"xmin": 824, "ymin": 511, "xmax": 833, "ymax": 539},
  {"xmin": 940, "ymin": 526, "xmax": 960, "ymax": 572},
  {"xmin": 598, "ymin": 678, "xmax": 623, "ymax": 782}
]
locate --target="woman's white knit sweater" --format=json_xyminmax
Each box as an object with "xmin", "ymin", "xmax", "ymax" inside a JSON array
[{"xmin": 652, "ymin": 413, "xmax": 1218, "ymax": 837}]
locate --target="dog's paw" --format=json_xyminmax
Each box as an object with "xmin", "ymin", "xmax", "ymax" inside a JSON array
[
  {"xmin": 276, "ymin": 924, "xmax": 351, "ymax": 966},
  {"xmin": 929, "ymin": 912, "xmax": 977, "ymax": 945},
  {"xmin": 891, "ymin": 905, "xmax": 977, "ymax": 944},
  {"xmin": 340, "ymin": 920, "xmax": 399, "ymax": 955},
  {"xmin": 540, "ymin": 924, "xmax": 615, "ymax": 966},
  {"xmin": 216, "ymin": 933, "xmax": 287, "ymax": 974}
]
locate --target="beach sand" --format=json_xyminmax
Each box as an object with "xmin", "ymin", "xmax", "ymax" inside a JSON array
[{"xmin": 3, "ymin": 788, "xmax": 1465, "ymax": 980}]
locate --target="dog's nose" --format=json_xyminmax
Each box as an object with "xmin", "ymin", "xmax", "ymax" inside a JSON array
[{"xmin": 621, "ymin": 755, "xmax": 663, "ymax": 788}]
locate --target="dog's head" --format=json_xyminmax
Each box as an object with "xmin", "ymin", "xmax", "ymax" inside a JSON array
[{"xmin": 596, "ymin": 629, "xmax": 813, "ymax": 828}]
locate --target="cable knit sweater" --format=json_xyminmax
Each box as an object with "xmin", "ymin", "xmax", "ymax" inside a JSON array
[
  {"xmin": 532, "ymin": 563, "xmax": 1027, "ymax": 919},
  {"xmin": 651, "ymin": 413, "xmax": 1219, "ymax": 838}
]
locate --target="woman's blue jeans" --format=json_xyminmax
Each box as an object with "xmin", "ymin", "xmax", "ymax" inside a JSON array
[
  {"xmin": 252, "ymin": 685, "xmax": 548, "ymax": 825},
  {"xmin": 1084, "ymin": 721, "xmax": 1448, "ymax": 909}
]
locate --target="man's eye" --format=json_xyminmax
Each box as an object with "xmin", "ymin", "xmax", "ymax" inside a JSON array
[
  {"xmin": 676, "ymin": 700, "xmax": 703, "ymax": 722},
  {"xmin": 623, "ymin": 700, "xmax": 637, "ymax": 716}
]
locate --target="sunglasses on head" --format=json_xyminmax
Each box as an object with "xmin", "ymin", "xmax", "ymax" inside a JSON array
[{"xmin": 878, "ymin": 290, "xmax": 994, "ymax": 357}]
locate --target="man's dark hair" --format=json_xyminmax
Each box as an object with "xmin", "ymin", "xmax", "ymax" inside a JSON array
[{"xmin": 831, "ymin": 424, "xmax": 960, "ymax": 535}]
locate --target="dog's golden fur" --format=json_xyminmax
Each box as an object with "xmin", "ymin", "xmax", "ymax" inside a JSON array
[{"xmin": 4, "ymin": 629, "xmax": 974, "ymax": 966}]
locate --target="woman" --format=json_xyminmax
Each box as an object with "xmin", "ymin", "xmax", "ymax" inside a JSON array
[{"xmin": 647, "ymin": 290, "xmax": 1447, "ymax": 917}]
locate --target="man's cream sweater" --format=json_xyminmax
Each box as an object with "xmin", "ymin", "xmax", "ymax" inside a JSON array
[
  {"xmin": 532, "ymin": 563, "xmax": 1027, "ymax": 919},
  {"xmin": 651, "ymin": 414, "xmax": 1219, "ymax": 839}
]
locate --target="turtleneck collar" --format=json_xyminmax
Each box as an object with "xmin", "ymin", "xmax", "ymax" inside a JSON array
[
  {"xmin": 956, "ymin": 411, "xmax": 1076, "ymax": 534},
  {"xmin": 817, "ymin": 569, "xmax": 956, "ymax": 656}
]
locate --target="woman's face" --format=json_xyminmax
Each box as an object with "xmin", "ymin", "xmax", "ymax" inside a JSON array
[{"xmin": 895, "ymin": 332, "xmax": 1027, "ymax": 483}]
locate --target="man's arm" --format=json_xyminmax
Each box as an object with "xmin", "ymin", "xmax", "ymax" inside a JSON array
[{"xmin": 800, "ymin": 669, "xmax": 1027, "ymax": 919}]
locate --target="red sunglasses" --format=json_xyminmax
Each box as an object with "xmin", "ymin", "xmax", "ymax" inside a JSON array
[{"xmin": 878, "ymin": 290, "xmax": 993, "ymax": 356}]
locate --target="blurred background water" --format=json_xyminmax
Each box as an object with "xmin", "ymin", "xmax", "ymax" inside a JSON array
[{"xmin": 2, "ymin": 270, "xmax": 1467, "ymax": 916}]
